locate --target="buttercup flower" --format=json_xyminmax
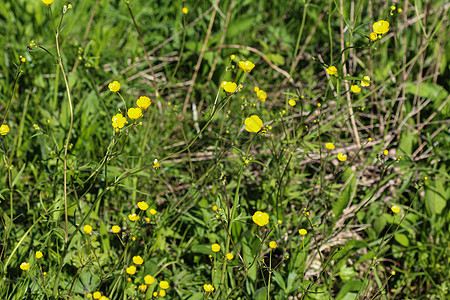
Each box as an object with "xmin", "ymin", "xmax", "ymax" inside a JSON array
[
  {"xmin": 383, "ymin": 149, "xmax": 389, "ymax": 156},
  {"xmin": 126, "ymin": 266, "xmax": 136, "ymax": 275},
  {"xmin": 159, "ymin": 281, "xmax": 170, "ymax": 289},
  {"xmin": 108, "ymin": 81, "xmax": 121, "ymax": 92},
  {"xmin": 159, "ymin": 290, "xmax": 166, "ymax": 297},
  {"xmin": 139, "ymin": 284, "xmax": 147, "ymax": 292},
  {"xmin": 252, "ymin": 211, "xmax": 269, "ymax": 226},
  {"xmin": 182, "ymin": 7, "xmax": 188, "ymax": 14},
  {"xmin": 369, "ymin": 32, "xmax": 378, "ymax": 41},
  {"xmin": 361, "ymin": 76, "xmax": 371, "ymax": 87},
  {"xmin": 256, "ymin": 90, "xmax": 267, "ymax": 102},
  {"xmin": 299, "ymin": 229, "xmax": 307, "ymax": 236},
  {"xmin": 221, "ymin": 81, "xmax": 237, "ymax": 93},
  {"xmin": 149, "ymin": 208, "xmax": 157, "ymax": 215},
  {"xmin": 288, "ymin": 99, "xmax": 296, "ymax": 107},
  {"xmin": 35, "ymin": 251, "xmax": 43, "ymax": 259},
  {"xmin": 83, "ymin": 225, "xmax": 93, "ymax": 234},
  {"xmin": 203, "ymin": 284, "xmax": 214, "ymax": 292},
  {"xmin": 211, "ymin": 243, "xmax": 221, "ymax": 252},
  {"xmin": 127, "ymin": 107, "xmax": 143, "ymax": 120},
  {"xmin": 373, "ymin": 20, "xmax": 389, "ymax": 35},
  {"xmin": 111, "ymin": 113, "xmax": 127, "ymax": 129},
  {"xmin": 137, "ymin": 201, "xmax": 149, "ymax": 211},
  {"xmin": 132, "ymin": 255, "xmax": 144, "ymax": 265},
  {"xmin": 128, "ymin": 214, "xmax": 139, "ymax": 221},
  {"xmin": 144, "ymin": 275, "xmax": 155, "ymax": 285},
  {"xmin": 325, "ymin": 143, "xmax": 335, "ymax": 150},
  {"xmin": 226, "ymin": 253, "xmax": 234, "ymax": 260},
  {"xmin": 326, "ymin": 66, "xmax": 337, "ymax": 75},
  {"xmin": 136, "ymin": 96, "xmax": 151, "ymax": 109},
  {"xmin": 42, "ymin": 0, "xmax": 54, "ymax": 5},
  {"xmin": 269, "ymin": 241, "xmax": 277, "ymax": 249},
  {"xmin": 153, "ymin": 159, "xmax": 160, "ymax": 169},
  {"xmin": 112, "ymin": 225, "xmax": 121, "ymax": 233},
  {"xmin": 99, "ymin": 296, "xmax": 109, "ymax": 300},
  {"xmin": 230, "ymin": 54, "xmax": 235, "ymax": 60},
  {"xmin": 351, "ymin": 85, "xmax": 361, "ymax": 93},
  {"xmin": 0, "ymin": 124, "xmax": 10, "ymax": 135},
  {"xmin": 337, "ymin": 153, "xmax": 348, "ymax": 162},
  {"xmin": 238, "ymin": 60, "xmax": 255, "ymax": 72},
  {"xmin": 245, "ymin": 115, "xmax": 263, "ymax": 133},
  {"xmin": 20, "ymin": 262, "xmax": 30, "ymax": 271},
  {"xmin": 212, "ymin": 205, "xmax": 218, "ymax": 211},
  {"xmin": 391, "ymin": 205, "xmax": 400, "ymax": 214},
  {"xmin": 93, "ymin": 292, "xmax": 102, "ymax": 299}
]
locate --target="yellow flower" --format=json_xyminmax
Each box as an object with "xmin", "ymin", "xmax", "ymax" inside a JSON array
[
  {"xmin": 136, "ymin": 96, "xmax": 151, "ymax": 109},
  {"xmin": 298, "ymin": 229, "xmax": 307, "ymax": 236},
  {"xmin": 238, "ymin": 60, "xmax": 255, "ymax": 72},
  {"xmin": 391, "ymin": 205, "xmax": 400, "ymax": 214},
  {"xmin": 326, "ymin": 66, "xmax": 337, "ymax": 75},
  {"xmin": 111, "ymin": 113, "xmax": 127, "ymax": 129},
  {"xmin": 325, "ymin": 143, "xmax": 335, "ymax": 150},
  {"xmin": 211, "ymin": 243, "xmax": 221, "ymax": 253},
  {"xmin": 127, "ymin": 107, "xmax": 143, "ymax": 120},
  {"xmin": 144, "ymin": 275, "xmax": 155, "ymax": 285},
  {"xmin": 254, "ymin": 87, "xmax": 259, "ymax": 92},
  {"xmin": 126, "ymin": 266, "xmax": 136, "ymax": 275},
  {"xmin": 83, "ymin": 225, "xmax": 93, "ymax": 234},
  {"xmin": 159, "ymin": 281, "xmax": 170, "ymax": 289},
  {"xmin": 244, "ymin": 115, "xmax": 263, "ymax": 133},
  {"xmin": 383, "ymin": 149, "xmax": 389, "ymax": 156},
  {"xmin": 203, "ymin": 284, "xmax": 215, "ymax": 292},
  {"xmin": 391, "ymin": 270, "xmax": 396, "ymax": 275},
  {"xmin": 226, "ymin": 253, "xmax": 234, "ymax": 260},
  {"xmin": 21, "ymin": 57, "xmax": 26, "ymax": 63},
  {"xmin": 373, "ymin": 20, "xmax": 389, "ymax": 34},
  {"xmin": 41, "ymin": 0, "xmax": 54, "ymax": 5},
  {"xmin": 212, "ymin": 205, "xmax": 218, "ymax": 211},
  {"xmin": 145, "ymin": 217, "xmax": 150, "ymax": 222},
  {"xmin": 221, "ymin": 81, "xmax": 237, "ymax": 93},
  {"xmin": 112, "ymin": 225, "xmax": 120, "ymax": 233},
  {"xmin": 159, "ymin": 290, "xmax": 166, "ymax": 297},
  {"xmin": 99, "ymin": 297, "xmax": 109, "ymax": 300},
  {"xmin": 398, "ymin": 8, "xmax": 402, "ymax": 13},
  {"xmin": 337, "ymin": 153, "xmax": 348, "ymax": 162},
  {"xmin": 288, "ymin": 99, "xmax": 296, "ymax": 107},
  {"xmin": 269, "ymin": 241, "xmax": 277, "ymax": 249},
  {"xmin": 149, "ymin": 208, "xmax": 157, "ymax": 215},
  {"xmin": 137, "ymin": 201, "xmax": 149, "ymax": 211},
  {"xmin": 93, "ymin": 292, "xmax": 102, "ymax": 299},
  {"xmin": 182, "ymin": 7, "xmax": 188, "ymax": 14},
  {"xmin": 361, "ymin": 76, "xmax": 371, "ymax": 87},
  {"xmin": 128, "ymin": 214, "xmax": 139, "ymax": 221},
  {"xmin": 108, "ymin": 81, "xmax": 121, "ymax": 92},
  {"xmin": 351, "ymin": 85, "xmax": 361, "ymax": 93},
  {"xmin": 153, "ymin": 159, "xmax": 160, "ymax": 169},
  {"xmin": 256, "ymin": 90, "xmax": 267, "ymax": 102},
  {"xmin": 20, "ymin": 262, "xmax": 30, "ymax": 271},
  {"xmin": 138, "ymin": 284, "xmax": 147, "ymax": 292},
  {"xmin": 390, "ymin": 5, "xmax": 396, "ymax": 10},
  {"xmin": 0, "ymin": 124, "xmax": 10, "ymax": 135},
  {"xmin": 230, "ymin": 54, "xmax": 235, "ymax": 60},
  {"xmin": 252, "ymin": 211, "xmax": 269, "ymax": 227},
  {"xmin": 132, "ymin": 255, "xmax": 144, "ymax": 265},
  {"xmin": 35, "ymin": 251, "xmax": 43, "ymax": 259},
  {"xmin": 369, "ymin": 32, "xmax": 378, "ymax": 41},
  {"xmin": 153, "ymin": 292, "xmax": 158, "ymax": 297}
]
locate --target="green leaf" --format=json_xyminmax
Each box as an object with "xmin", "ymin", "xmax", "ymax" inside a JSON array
[
  {"xmin": 425, "ymin": 180, "xmax": 447, "ymax": 215},
  {"xmin": 394, "ymin": 233, "xmax": 410, "ymax": 247},
  {"xmin": 339, "ymin": 265, "xmax": 356, "ymax": 281}
]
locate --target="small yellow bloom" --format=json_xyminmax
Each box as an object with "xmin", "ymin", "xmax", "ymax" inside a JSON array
[
  {"xmin": 128, "ymin": 214, "xmax": 140, "ymax": 221},
  {"xmin": 298, "ymin": 229, "xmax": 307, "ymax": 236},
  {"xmin": 159, "ymin": 281, "xmax": 170, "ymax": 289},
  {"xmin": 252, "ymin": 211, "xmax": 269, "ymax": 227},
  {"xmin": 269, "ymin": 241, "xmax": 277, "ymax": 249},
  {"xmin": 226, "ymin": 253, "xmax": 234, "ymax": 260},
  {"xmin": 398, "ymin": 8, "xmax": 402, "ymax": 13},
  {"xmin": 254, "ymin": 87, "xmax": 259, "ymax": 92},
  {"xmin": 126, "ymin": 265, "xmax": 136, "ymax": 275},
  {"xmin": 145, "ymin": 217, "xmax": 150, "ymax": 222},
  {"xmin": 337, "ymin": 153, "xmax": 348, "ymax": 162},
  {"xmin": 369, "ymin": 32, "xmax": 378, "ymax": 41},
  {"xmin": 35, "ymin": 251, "xmax": 43, "ymax": 259},
  {"xmin": 93, "ymin": 292, "xmax": 102, "ymax": 299},
  {"xmin": 351, "ymin": 85, "xmax": 361, "ymax": 93},
  {"xmin": 361, "ymin": 76, "xmax": 371, "ymax": 87},
  {"xmin": 230, "ymin": 54, "xmax": 235, "ymax": 60},
  {"xmin": 136, "ymin": 96, "xmax": 151, "ymax": 109},
  {"xmin": 153, "ymin": 159, "xmax": 160, "ymax": 169},
  {"xmin": 99, "ymin": 297, "xmax": 109, "ymax": 300},
  {"xmin": 238, "ymin": 60, "xmax": 255, "ymax": 72},
  {"xmin": 383, "ymin": 149, "xmax": 389, "ymax": 156},
  {"xmin": 244, "ymin": 115, "xmax": 263, "ymax": 133},
  {"xmin": 212, "ymin": 205, "xmax": 218, "ymax": 211},
  {"xmin": 137, "ymin": 201, "xmax": 149, "ymax": 211},
  {"xmin": 132, "ymin": 255, "xmax": 144, "ymax": 265},
  {"xmin": 391, "ymin": 205, "xmax": 400, "ymax": 214},
  {"xmin": 221, "ymin": 81, "xmax": 237, "ymax": 93},
  {"xmin": 203, "ymin": 284, "xmax": 215, "ymax": 292},
  {"xmin": 317, "ymin": 103, "xmax": 321, "ymax": 107},
  {"xmin": 153, "ymin": 292, "xmax": 158, "ymax": 297},
  {"xmin": 390, "ymin": 5, "xmax": 396, "ymax": 10},
  {"xmin": 21, "ymin": 57, "xmax": 26, "ymax": 63},
  {"xmin": 211, "ymin": 243, "xmax": 221, "ymax": 253},
  {"xmin": 288, "ymin": 99, "xmax": 296, "ymax": 107},
  {"xmin": 182, "ymin": 7, "xmax": 188, "ymax": 14},
  {"xmin": 144, "ymin": 275, "xmax": 155, "ymax": 285},
  {"xmin": 112, "ymin": 225, "xmax": 120, "ymax": 233},
  {"xmin": 87, "ymin": 293, "xmax": 92, "ymax": 298},
  {"xmin": 159, "ymin": 290, "xmax": 166, "ymax": 297},
  {"xmin": 391, "ymin": 270, "xmax": 396, "ymax": 275},
  {"xmin": 20, "ymin": 262, "xmax": 30, "ymax": 271},
  {"xmin": 41, "ymin": 0, "xmax": 54, "ymax": 5},
  {"xmin": 325, "ymin": 143, "xmax": 335, "ymax": 150},
  {"xmin": 111, "ymin": 113, "xmax": 127, "ymax": 129},
  {"xmin": 326, "ymin": 66, "xmax": 337, "ymax": 75},
  {"xmin": 127, "ymin": 107, "xmax": 143, "ymax": 120},
  {"xmin": 108, "ymin": 81, "xmax": 121, "ymax": 92},
  {"xmin": 83, "ymin": 225, "xmax": 93, "ymax": 234},
  {"xmin": 373, "ymin": 20, "xmax": 389, "ymax": 35},
  {"xmin": 149, "ymin": 208, "xmax": 157, "ymax": 215},
  {"xmin": 424, "ymin": 176, "xmax": 428, "ymax": 181},
  {"xmin": 138, "ymin": 284, "xmax": 147, "ymax": 292},
  {"xmin": 0, "ymin": 124, "xmax": 10, "ymax": 135},
  {"xmin": 256, "ymin": 90, "xmax": 267, "ymax": 102},
  {"xmin": 43, "ymin": 272, "xmax": 47, "ymax": 275}
]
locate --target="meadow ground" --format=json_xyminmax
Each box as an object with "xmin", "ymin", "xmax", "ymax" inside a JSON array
[{"xmin": 0, "ymin": 0, "xmax": 449, "ymax": 299}]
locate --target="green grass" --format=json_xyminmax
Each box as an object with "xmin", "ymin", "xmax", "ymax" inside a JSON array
[{"xmin": 0, "ymin": 0, "xmax": 449, "ymax": 299}]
